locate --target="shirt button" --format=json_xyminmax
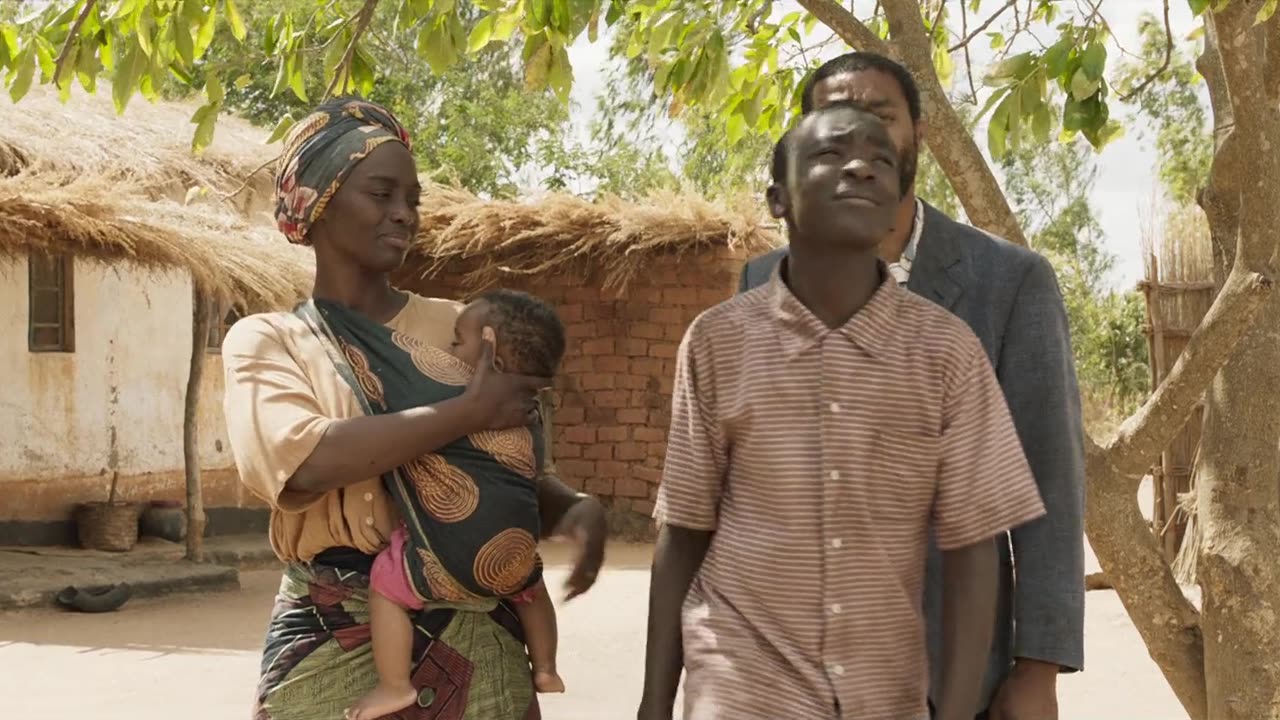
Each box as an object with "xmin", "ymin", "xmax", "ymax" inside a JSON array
[
  {"xmin": 364, "ymin": 516, "xmax": 374, "ymax": 526},
  {"xmin": 829, "ymin": 402, "xmax": 841, "ymax": 413},
  {"xmin": 831, "ymin": 538, "xmax": 843, "ymax": 549},
  {"xmin": 830, "ymin": 664, "xmax": 845, "ymax": 677},
  {"xmin": 829, "ymin": 470, "xmax": 840, "ymax": 481},
  {"xmin": 364, "ymin": 492, "xmax": 373, "ymax": 502},
  {"xmin": 831, "ymin": 603, "xmax": 843, "ymax": 614}
]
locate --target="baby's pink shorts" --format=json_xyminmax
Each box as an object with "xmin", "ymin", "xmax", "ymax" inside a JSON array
[
  {"xmin": 370, "ymin": 526, "xmax": 424, "ymax": 610},
  {"xmin": 370, "ymin": 526, "xmax": 542, "ymax": 609}
]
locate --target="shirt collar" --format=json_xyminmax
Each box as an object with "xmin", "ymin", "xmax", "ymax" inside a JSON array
[
  {"xmin": 768, "ymin": 257, "xmax": 902, "ymax": 363},
  {"xmin": 888, "ymin": 198, "xmax": 925, "ymax": 284}
]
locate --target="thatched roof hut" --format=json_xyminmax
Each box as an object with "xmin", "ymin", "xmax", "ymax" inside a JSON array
[
  {"xmin": 0, "ymin": 85, "xmax": 310, "ymax": 311},
  {"xmin": 403, "ymin": 184, "xmax": 780, "ymax": 292},
  {"xmin": 0, "ymin": 84, "xmax": 310, "ymax": 556}
]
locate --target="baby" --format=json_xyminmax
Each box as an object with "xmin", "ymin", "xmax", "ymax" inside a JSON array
[{"xmin": 347, "ymin": 289, "xmax": 567, "ymax": 720}]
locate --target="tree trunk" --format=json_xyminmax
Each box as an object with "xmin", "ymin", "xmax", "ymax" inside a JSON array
[
  {"xmin": 1191, "ymin": 5, "xmax": 1280, "ymax": 718},
  {"xmin": 185, "ymin": 289, "xmax": 212, "ymax": 562},
  {"xmin": 1196, "ymin": 305, "xmax": 1280, "ymax": 720}
]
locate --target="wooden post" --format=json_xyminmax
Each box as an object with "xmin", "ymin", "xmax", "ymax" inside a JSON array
[
  {"xmin": 185, "ymin": 288, "xmax": 212, "ymax": 562},
  {"xmin": 538, "ymin": 387, "xmax": 558, "ymax": 476}
]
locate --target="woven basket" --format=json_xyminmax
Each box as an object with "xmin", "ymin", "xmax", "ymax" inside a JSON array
[{"xmin": 75, "ymin": 501, "xmax": 142, "ymax": 552}]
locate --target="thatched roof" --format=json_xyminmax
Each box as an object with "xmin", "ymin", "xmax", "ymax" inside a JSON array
[
  {"xmin": 406, "ymin": 185, "xmax": 783, "ymax": 290},
  {"xmin": 0, "ymin": 84, "xmax": 311, "ymax": 311}
]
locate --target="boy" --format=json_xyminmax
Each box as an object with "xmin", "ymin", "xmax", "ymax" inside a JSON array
[
  {"xmin": 348, "ymin": 289, "xmax": 566, "ymax": 720},
  {"xmin": 638, "ymin": 104, "xmax": 1046, "ymax": 720}
]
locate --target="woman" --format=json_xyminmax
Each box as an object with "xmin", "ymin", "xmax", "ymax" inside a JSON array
[{"xmin": 221, "ymin": 97, "xmax": 607, "ymax": 719}]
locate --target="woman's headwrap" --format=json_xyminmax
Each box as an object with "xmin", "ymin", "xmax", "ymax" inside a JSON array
[{"xmin": 274, "ymin": 97, "xmax": 412, "ymax": 244}]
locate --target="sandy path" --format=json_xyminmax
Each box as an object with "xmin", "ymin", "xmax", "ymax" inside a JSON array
[{"xmin": 1, "ymin": 542, "xmax": 1187, "ymax": 719}]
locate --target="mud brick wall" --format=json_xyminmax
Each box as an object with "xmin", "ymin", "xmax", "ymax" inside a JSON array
[{"xmin": 397, "ymin": 247, "xmax": 750, "ymax": 528}]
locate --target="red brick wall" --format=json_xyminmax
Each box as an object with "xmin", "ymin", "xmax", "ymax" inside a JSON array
[{"xmin": 397, "ymin": 247, "xmax": 749, "ymax": 525}]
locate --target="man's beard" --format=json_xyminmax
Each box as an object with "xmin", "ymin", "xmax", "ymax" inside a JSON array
[{"xmin": 898, "ymin": 141, "xmax": 919, "ymax": 198}]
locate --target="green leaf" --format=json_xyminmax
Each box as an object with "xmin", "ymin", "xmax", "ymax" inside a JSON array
[
  {"xmin": 352, "ymin": 48, "xmax": 375, "ymax": 96},
  {"xmin": 112, "ymin": 40, "xmax": 141, "ymax": 113},
  {"xmin": 933, "ymin": 45, "xmax": 954, "ymax": 89},
  {"xmin": 324, "ymin": 29, "xmax": 348, "ymax": 86},
  {"xmin": 548, "ymin": 43, "xmax": 572, "ymax": 102},
  {"xmin": 468, "ymin": 14, "xmax": 496, "ymax": 53},
  {"xmin": 182, "ymin": 0, "xmax": 204, "ymax": 25},
  {"xmin": 196, "ymin": 4, "xmax": 217, "ymax": 57},
  {"xmin": 225, "ymin": 0, "xmax": 246, "ymax": 42},
  {"xmin": 551, "ymin": 0, "xmax": 570, "ymax": 33},
  {"xmin": 1258, "ymin": 0, "xmax": 1278, "ymax": 24},
  {"xmin": 206, "ymin": 73, "xmax": 224, "ymax": 104},
  {"xmin": 529, "ymin": 0, "xmax": 552, "ymax": 29},
  {"xmin": 492, "ymin": 9, "xmax": 519, "ymax": 42},
  {"xmin": 1032, "ymin": 103, "xmax": 1052, "ymax": 143},
  {"xmin": 781, "ymin": 11, "xmax": 802, "ymax": 26},
  {"xmin": 192, "ymin": 103, "xmax": 219, "ymax": 153},
  {"xmin": 803, "ymin": 12, "xmax": 819, "ymax": 35},
  {"xmin": 726, "ymin": 111, "xmax": 746, "ymax": 145},
  {"xmin": 984, "ymin": 52, "xmax": 1033, "ymax": 87},
  {"xmin": 234, "ymin": 73, "xmax": 251, "ymax": 89},
  {"xmin": 1062, "ymin": 96, "xmax": 1088, "ymax": 132},
  {"xmin": 136, "ymin": 5, "xmax": 154, "ymax": 56},
  {"xmin": 266, "ymin": 112, "xmax": 295, "ymax": 144},
  {"xmin": 8, "ymin": 49, "xmax": 34, "ymax": 103},
  {"xmin": 263, "ymin": 14, "xmax": 279, "ymax": 55},
  {"xmin": 989, "ymin": 32, "xmax": 1005, "ymax": 49},
  {"xmin": 1080, "ymin": 43, "xmax": 1106, "ymax": 81},
  {"xmin": 987, "ymin": 93, "xmax": 1013, "ymax": 159},
  {"xmin": 1042, "ymin": 37, "xmax": 1073, "ymax": 79},
  {"xmin": 108, "ymin": 0, "xmax": 143, "ymax": 21},
  {"xmin": 742, "ymin": 85, "xmax": 764, "ymax": 127},
  {"xmin": 605, "ymin": 0, "xmax": 623, "ymax": 25},
  {"xmin": 420, "ymin": 23, "xmax": 456, "ymax": 75},
  {"xmin": 76, "ymin": 42, "xmax": 99, "ymax": 92},
  {"xmin": 976, "ymin": 86, "xmax": 1009, "ymax": 121},
  {"xmin": 34, "ymin": 37, "xmax": 55, "ymax": 83},
  {"xmin": 174, "ymin": 15, "xmax": 195, "ymax": 67},
  {"xmin": 524, "ymin": 34, "xmax": 552, "ymax": 89},
  {"xmin": 1188, "ymin": 0, "xmax": 1210, "ymax": 16},
  {"xmin": 288, "ymin": 51, "xmax": 307, "ymax": 102},
  {"xmin": 271, "ymin": 55, "xmax": 288, "ymax": 97},
  {"xmin": 1070, "ymin": 67, "xmax": 1100, "ymax": 99},
  {"xmin": 587, "ymin": 4, "xmax": 601, "ymax": 42}
]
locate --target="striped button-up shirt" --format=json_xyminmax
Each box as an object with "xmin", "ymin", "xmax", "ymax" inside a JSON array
[{"xmin": 654, "ymin": 263, "xmax": 1045, "ymax": 720}]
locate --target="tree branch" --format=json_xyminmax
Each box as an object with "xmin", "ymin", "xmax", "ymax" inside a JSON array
[
  {"xmin": 1119, "ymin": 0, "xmax": 1172, "ymax": 101},
  {"xmin": 1085, "ymin": 436, "xmax": 1208, "ymax": 720},
  {"xmin": 1265, "ymin": 15, "xmax": 1280, "ymax": 139},
  {"xmin": 948, "ymin": 0, "xmax": 1017, "ymax": 53},
  {"xmin": 324, "ymin": 0, "xmax": 380, "ymax": 99},
  {"xmin": 795, "ymin": 0, "xmax": 892, "ymax": 57},
  {"xmin": 1103, "ymin": 264, "xmax": 1273, "ymax": 480},
  {"xmin": 54, "ymin": 0, "xmax": 97, "ymax": 88},
  {"xmin": 876, "ymin": 0, "xmax": 1029, "ymax": 245}
]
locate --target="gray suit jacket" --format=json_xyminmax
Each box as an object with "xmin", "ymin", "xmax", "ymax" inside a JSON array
[{"xmin": 738, "ymin": 202, "xmax": 1086, "ymax": 708}]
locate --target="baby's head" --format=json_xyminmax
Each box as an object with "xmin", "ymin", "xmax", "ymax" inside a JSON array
[{"xmin": 451, "ymin": 289, "xmax": 566, "ymax": 378}]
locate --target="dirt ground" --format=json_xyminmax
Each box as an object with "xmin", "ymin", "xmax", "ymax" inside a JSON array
[{"xmin": 1, "ymin": 542, "xmax": 1188, "ymax": 720}]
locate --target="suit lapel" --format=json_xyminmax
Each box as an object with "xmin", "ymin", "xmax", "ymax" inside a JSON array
[{"xmin": 906, "ymin": 202, "xmax": 965, "ymax": 310}]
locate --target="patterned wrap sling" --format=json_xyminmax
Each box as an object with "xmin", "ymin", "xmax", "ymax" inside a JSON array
[{"xmin": 297, "ymin": 299, "xmax": 546, "ymax": 604}]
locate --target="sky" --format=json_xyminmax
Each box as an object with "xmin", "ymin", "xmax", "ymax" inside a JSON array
[{"xmin": 563, "ymin": 0, "xmax": 1204, "ymax": 291}]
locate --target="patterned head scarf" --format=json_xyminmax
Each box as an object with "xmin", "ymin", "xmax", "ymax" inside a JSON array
[{"xmin": 274, "ymin": 97, "xmax": 412, "ymax": 244}]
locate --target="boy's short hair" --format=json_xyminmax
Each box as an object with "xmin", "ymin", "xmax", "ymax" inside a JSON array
[
  {"xmin": 477, "ymin": 289, "xmax": 566, "ymax": 378},
  {"xmin": 770, "ymin": 128, "xmax": 793, "ymax": 186}
]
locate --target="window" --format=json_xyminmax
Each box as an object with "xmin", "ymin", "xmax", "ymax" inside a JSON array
[
  {"xmin": 206, "ymin": 303, "xmax": 242, "ymax": 351},
  {"xmin": 28, "ymin": 253, "xmax": 74, "ymax": 352}
]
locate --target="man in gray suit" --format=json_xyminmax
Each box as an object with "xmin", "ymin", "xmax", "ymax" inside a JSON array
[{"xmin": 738, "ymin": 53, "xmax": 1085, "ymax": 720}]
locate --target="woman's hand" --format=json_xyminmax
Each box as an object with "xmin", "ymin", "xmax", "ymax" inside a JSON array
[
  {"xmin": 549, "ymin": 494, "xmax": 608, "ymax": 600},
  {"xmin": 462, "ymin": 327, "xmax": 550, "ymax": 432}
]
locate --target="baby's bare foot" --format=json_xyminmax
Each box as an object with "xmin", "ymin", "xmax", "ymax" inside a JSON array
[
  {"xmin": 345, "ymin": 682, "xmax": 417, "ymax": 720},
  {"xmin": 533, "ymin": 669, "xmax": 566, "ymax": 694}
]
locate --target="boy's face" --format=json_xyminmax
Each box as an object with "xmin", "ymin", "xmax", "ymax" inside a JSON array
[
  {"xmin": 451, "ymin": 300, "xmax": 508, "ymax": 371},
  {"xmin": 769, "ymin": 105, "xmax": 901, "ymax": 251}
]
